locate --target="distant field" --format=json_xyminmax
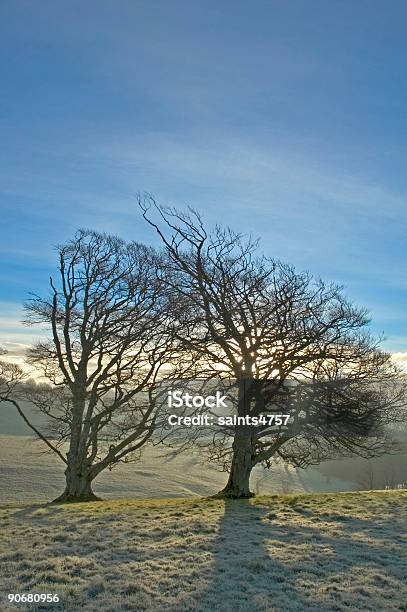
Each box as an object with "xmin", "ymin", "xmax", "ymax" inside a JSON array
[
  {"xmin": 0, "ymin": 436, "xmax": 356, "ymax": 504},
  {"xmin": 1, "ymin": 491, "xmax": 406, "ymax": 611}
]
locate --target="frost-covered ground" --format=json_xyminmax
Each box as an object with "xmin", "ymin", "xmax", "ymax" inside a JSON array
[
  {"xmin": 0, "ymin": 436, "xmax": 355, "ymax": 504},
  {"xmin": 1, "ymin": 491, "xmax": 406, "ymax": 611}
]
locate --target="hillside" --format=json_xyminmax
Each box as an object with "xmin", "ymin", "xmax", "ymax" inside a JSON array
[
  {"xmin": 1, "ymin": 491, "xmax": 406, "ymax": 611},
  {"xmin": 0, "ymin": 436, "xmax": 357, "ymax": 504}
]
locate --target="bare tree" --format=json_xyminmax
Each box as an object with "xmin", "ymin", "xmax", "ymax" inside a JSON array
[
  {"xmin": 1, "ymin": 230, "xmax": 184, "ymax": 502},
  {"xmin": 355, "ymin": 461, "xmax": 375, "ymax": 490},
  {"xmin": 0, "ymin": 361, "xmax": 62, "ymax": 456},
  {"xmin": 141, "ymin": 197, "xmax": 406, "ymax": 497}
]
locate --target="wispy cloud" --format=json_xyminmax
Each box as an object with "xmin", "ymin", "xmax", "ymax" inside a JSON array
[
  {"xmin": 0, "ymin": 304, "xmax": 46, "ymax": 350},
  {"xmin": 92, "ymin": 134, "xmax": 407, "ymax": 239}
]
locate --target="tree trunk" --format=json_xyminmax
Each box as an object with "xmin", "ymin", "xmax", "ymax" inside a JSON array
[
  {"xmin": 218, "ymin": 431, "xmax": 255, "ymax": 498},
  {"xmin": 52, "ymin": 392, "xmax": 101, "ymax": 503},
  {"xmin": 52, "ymin": 466, "xmax": 100, "ymax": 503}
]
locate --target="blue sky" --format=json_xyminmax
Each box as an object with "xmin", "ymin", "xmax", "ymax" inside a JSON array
[{"xmin": 0, "ymin": 0, "xmax": 406, "ymax": 361}]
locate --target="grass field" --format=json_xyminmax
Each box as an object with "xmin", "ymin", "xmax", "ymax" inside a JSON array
[{"xmin": 1, "ymin": 491, "xmax": 406, "ymax": 611}]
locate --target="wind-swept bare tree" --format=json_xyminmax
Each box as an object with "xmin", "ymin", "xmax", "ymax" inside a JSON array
[
  {"xmin": 141, "ymin": 197, "xmax": 406, "ymax": 497},
  {"xmin": 1, "ymin": 230, "xmax": 185, "ymax": 502}
]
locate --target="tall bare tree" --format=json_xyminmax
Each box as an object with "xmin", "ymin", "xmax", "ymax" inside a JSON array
[
  {"xmin": 1, "ymin": 230, "xmax": 184, "ymax": 502},
  {"xmin": 141, "ymin": 198, "xmax": 406, "ymax": 497}
]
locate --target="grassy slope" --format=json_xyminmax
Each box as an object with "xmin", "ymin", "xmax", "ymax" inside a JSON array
[
  {"xmin": 1, "ymin": 491, "xmax": 406, "ymax": 612},
  {"xmin": 0, "ymin": 436, "xmax": 359, "ymax": 505}
]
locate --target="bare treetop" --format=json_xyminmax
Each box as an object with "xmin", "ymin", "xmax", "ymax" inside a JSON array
[
  {"xmin": 141, "ymin": 197, "xmax": 406, "ymax": 497},
  {"xmin": 4, "ymin": 229, "xmax": 190, "ymax": 502}
]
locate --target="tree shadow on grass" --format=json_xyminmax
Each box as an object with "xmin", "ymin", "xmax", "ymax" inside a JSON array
[
  {"xmin": 196, "ymin": 499, "xmax": 312, "ymax": 612},
  {"xmin": 12, "ymin": 503, "xmax": 65, "ymax": 521},
  {"xmin": 195, "ymin": 498, "xmax": 407, "ymax": 612}
]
